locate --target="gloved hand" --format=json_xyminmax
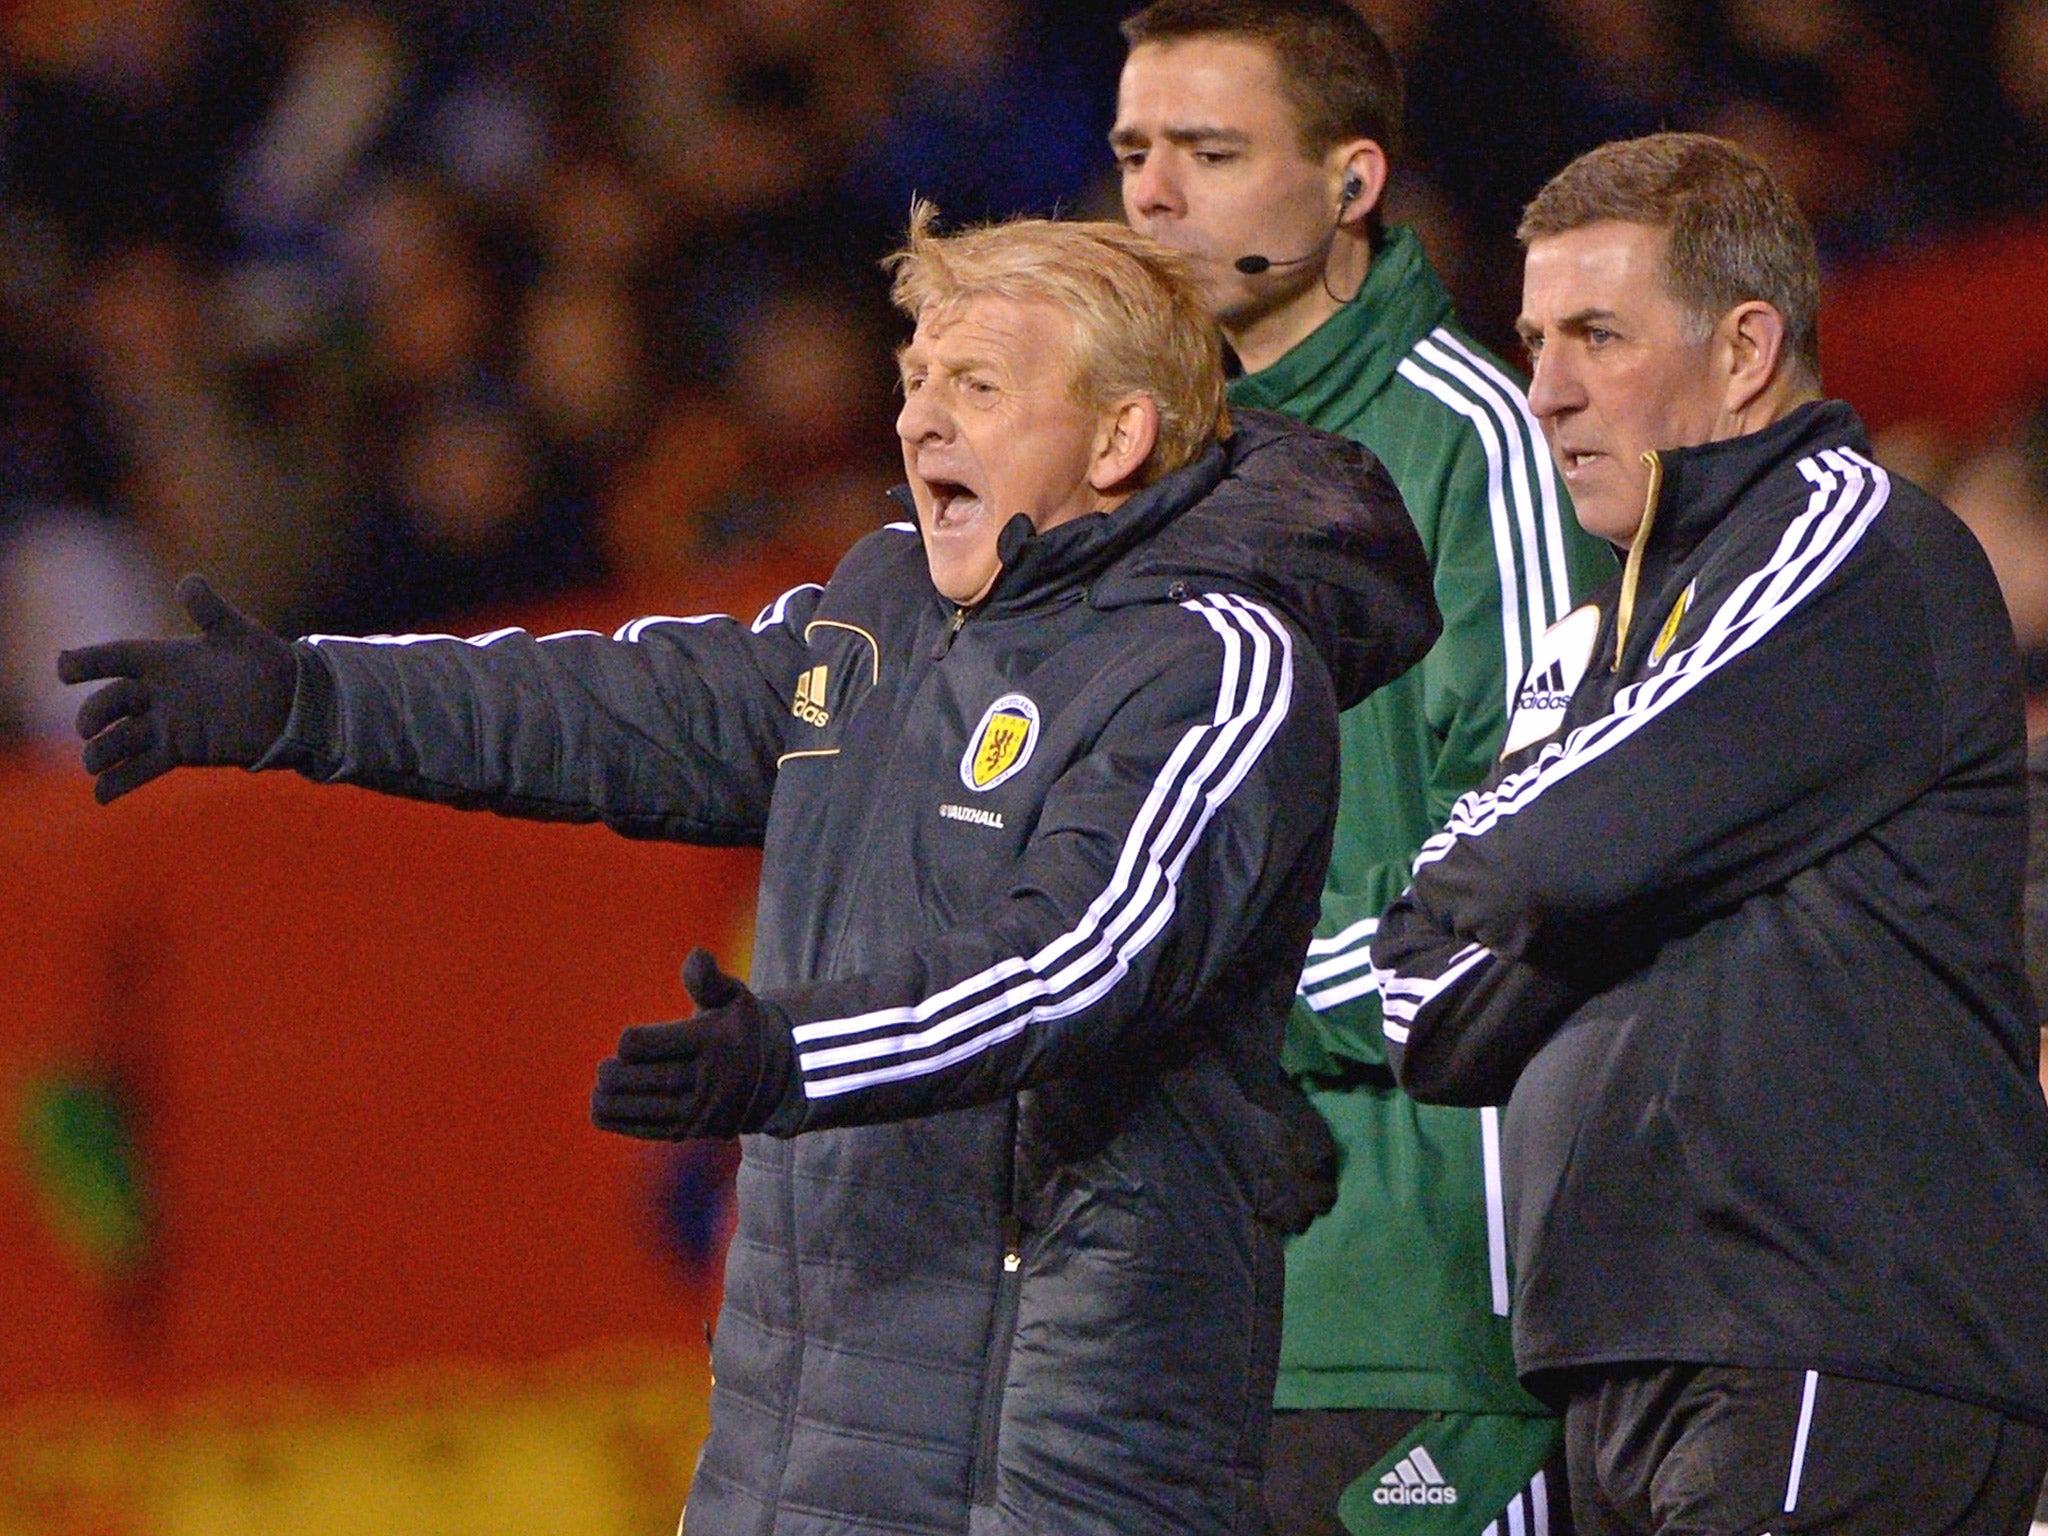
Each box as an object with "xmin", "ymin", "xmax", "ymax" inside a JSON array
[
  {"xmin": 1228, "ymin": 1047, "xmax": 1341, "ymax": 1236},
  {"xmin": 591, "ymin": 948, "xmax": 800, "ymax": 1140},
  {"xmin": 56, "ymin": 575, "xmax": 297, "ymax": 805},
  {"xmin": 1251, "ymin": 1074, "xmax": 1341, "ymax": 1235}
]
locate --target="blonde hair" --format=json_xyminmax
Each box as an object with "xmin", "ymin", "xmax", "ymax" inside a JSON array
[
  {"xmin": 1519, "ymin": 133, "xmax": 1822, "ymax": 388},
  {"xmin": 885, "ymin": 200, "xmax": 1229, "ymax": 485}
]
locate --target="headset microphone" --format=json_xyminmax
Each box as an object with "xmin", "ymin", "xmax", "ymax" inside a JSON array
[
  {"xmin": 1232, "ymin": 174, "xmax": 1364, "ymax": 277},
  {"xmin": 1233, "ymin": 249, "xmax": 1316, "ymax": 275}
]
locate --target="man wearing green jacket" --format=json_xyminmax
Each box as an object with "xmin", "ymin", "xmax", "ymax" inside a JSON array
[{"xmin": 1114, "ymin": 3, "xmax": 1616, "ymax": 1531}]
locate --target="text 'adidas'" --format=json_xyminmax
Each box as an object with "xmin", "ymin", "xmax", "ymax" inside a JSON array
[{"xmin": 1373, "ymin": 1445, "xmax": 1460, "ymax": 1507}]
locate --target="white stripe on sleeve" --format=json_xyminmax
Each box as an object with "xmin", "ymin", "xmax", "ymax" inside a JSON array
[
  {"xmin": 1413, "ymin": 333, "xmax": 1554, "ymax": 657},
  {"xmin": 789, "ymin": 593, "xmax": 1295, "ymax": 1100},
  {"xmin": 309, "ymin": 613, "xmax": 753, "ymax": 649},
  {"xmin": 1306, "ymin": 914, "xmax": 1380, "ymax": 957},
  {"xmin": 750, "ymin": 583, "xmax": 824, "ymax": 634},
  {"xmin": 615, "ymin": 613, "xmax": 733, "ymax": 642},
  {"xmin": 1425, "ymin": 327, "xmax": 1576, "ymax": 622},
  {"xmin": 1373, "ymin": 940, "xmax": 1495, "ymax": 1044},
  {"xmin": 1299, "ymin": 943, "xmax": 1376, "ymax": 988},
  {"xmin": 304, "ymin": 625, "xmax": 532, "ymax": 648},
  {"xmin": 1302, "ymin": 972, "xmax": 1382, "ymax": 1011},
  {"xmin": 1396, "ymin": 355, "xmax": 1528, "ymax": 707},
  {"xmin": 1299, "ymin": 917, "xmax": 1380, "ymax": 1009},
  {"xmin": 1412, "ymin": 448, "xmax": 1889, "ymax": 873}
]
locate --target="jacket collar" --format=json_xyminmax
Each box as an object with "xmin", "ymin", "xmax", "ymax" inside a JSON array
[
  {"xmin": 1224, "ymin": 226, "xmax": 1452, "ymax": 417},
  {"xmin": 889, "ymin": 409, "xmax": 1439, "ymax": 710},
  {"xmin": 985, "ymin": 443, "xmax": 1231, "ymax": 611},
  {"xmin": 1613, "ymin": 398, "xmax": 1868, "ymax": 660}
]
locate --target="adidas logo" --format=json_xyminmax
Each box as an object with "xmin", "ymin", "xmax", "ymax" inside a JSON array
[
  {"xmin": 1515, "ymin": 658, "xmax": 1571, "ymax": 714},
  {"xmin": 1372, "ymin": 1445, "xmax": 1459, "ymax": 1507},
  {"xmin": 792, "ymin": 664, "xmax": 830, "ymax": 728}
]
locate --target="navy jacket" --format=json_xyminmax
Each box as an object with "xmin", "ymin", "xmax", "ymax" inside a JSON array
[
  {"xmin": 1373, "ymin": 402, "xmax": 2048, "ymax": 1425},
  {"xmin": 276, "ymin": 410, "xmax": 1439, "ymax": 1534}
]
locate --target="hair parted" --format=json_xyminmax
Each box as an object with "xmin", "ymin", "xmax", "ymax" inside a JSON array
[
  {"xmin": 1119, "ymin": 0, "xmax": 1404, "ymax": 160},
  {"xmin": 1519, "ymin": 132, "xmax": 1823, "ymax": 387},
  {"xmin": 885, "ymin": 199, "xmax": 1229, "ymax": 485}
]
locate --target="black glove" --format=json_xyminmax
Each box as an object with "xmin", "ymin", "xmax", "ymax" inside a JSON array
[
  {"xmin": 590, "ymin": 948, "xmax": 800, "ymax": 1140},
  {"xmin": 56, "ymin": 574, "xmax": 297, "ymax": 804},
  {"xmin": 1249, "ymin": 1072, "xmax": 1341, "ymax": 1235},
  {"xmin": 1222, "ymin": 1044, "xmax": 1340, "ymax": 1236}
]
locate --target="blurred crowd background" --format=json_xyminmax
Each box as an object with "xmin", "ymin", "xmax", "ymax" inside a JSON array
[
  {"xmin": 5, "ymin": 1, "xmax": 2048, "ymax": 1531},
  {"xmin": 3, "ymin": 0, "xmax": 2048, "ymax": 746}
]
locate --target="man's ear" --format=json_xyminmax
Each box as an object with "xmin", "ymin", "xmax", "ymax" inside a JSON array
[
  {"xmin": 1090, "ymin": 395, "xmax": 1161, "ymax": 496},
  {"xmin": 1331, "ymin": 138, "xmax": 1390, "ymax": 228},
  {"xmin": 1719, "ymin": 300, "xmax": 1788, "ymax": 415}
]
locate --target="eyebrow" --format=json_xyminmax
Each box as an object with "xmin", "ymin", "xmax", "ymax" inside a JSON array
[
  {"xmin": 1516, "ymin": 307, "xmax": 1621, "ymax": 339},
  {"xmin": 1107, "ymin": 124, "xmax": 1252, "ymax": 150},
  {"xmin": 895, "ymin": 345, "xmax": 1003, "ymax": 379}
]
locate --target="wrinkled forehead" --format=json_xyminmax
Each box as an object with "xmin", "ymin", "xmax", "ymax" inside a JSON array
[
  {"xmin": 1519, "ymin": 220, "xmax": 1678, "ymax": 322},
  {"xmin": 899, "ymin": 293, "xmax": 1086, "ymax": 381}
]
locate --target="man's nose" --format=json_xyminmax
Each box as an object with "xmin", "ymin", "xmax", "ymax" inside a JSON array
[
  {"xmin": 1524, "ymin": 345, "xmax": 1579, "ymax": 421},
  {"xmin": 897, "ymin": 387, "xmax": 950, "ymax": 445},
  {"xmin": 1123, "ymin": 152, "xmax": 1183, "ymax": 221}
]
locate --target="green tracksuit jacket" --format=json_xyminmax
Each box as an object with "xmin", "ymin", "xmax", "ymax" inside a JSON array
[{"xmin": 1229, "ymin": 227, "xmax": 1616, "ymax": 1415}]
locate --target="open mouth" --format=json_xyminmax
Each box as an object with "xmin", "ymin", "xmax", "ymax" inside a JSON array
[{"xmin": 924, "ymin": 478, "xmax": 984, "ymax": 528}]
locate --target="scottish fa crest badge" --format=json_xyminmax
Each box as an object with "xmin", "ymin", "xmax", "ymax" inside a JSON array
[{"xmin": 961, "ymin": 693, "xmax": 1039, "ymax": 792}]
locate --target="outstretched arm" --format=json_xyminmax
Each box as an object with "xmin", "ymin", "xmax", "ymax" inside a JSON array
[{"xmin": 60, "ymin": 574, "xmax": 828, "ymax": 845}]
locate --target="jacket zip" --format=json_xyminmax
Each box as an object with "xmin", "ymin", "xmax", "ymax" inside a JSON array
[
  {"xmin": 1613, "ymin": 449, "xmax": 1664, "ymax": 667},
  {"xmin": 823, "ymin": 606, "xmax": 958, "ymax": 974},
  {"xmin": 969, "ymin": 1102, "xmax": 1024, "ymax": 1512},
  {"xmin": 931, "ymin": 603, "xmax": 971, "ymax": 659}
]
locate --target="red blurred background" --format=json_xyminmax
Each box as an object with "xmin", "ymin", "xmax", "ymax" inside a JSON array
[{"xmin": 2, "ymin": 763, "xmax": 758, "ymax": 1532}]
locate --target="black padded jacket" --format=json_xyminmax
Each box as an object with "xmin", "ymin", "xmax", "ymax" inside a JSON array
[
  {"xmin": 1372, "ymin": 401, "xmax": 2048, "ymax": 1426},
  {"xmin": 272, "ymin": 409, "xmax": 1441, "ymax": 1534}
]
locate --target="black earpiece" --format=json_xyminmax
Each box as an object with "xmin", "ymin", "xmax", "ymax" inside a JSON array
[{"xmin": 1341, "ymin": 174, "xmax": 1363, "ymax": 204}]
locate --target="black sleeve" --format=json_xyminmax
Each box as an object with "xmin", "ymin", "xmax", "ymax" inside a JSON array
[
  {"xmin": 264, "ymin": 583, "xmax": 826, "ymax": 845},
  {"xmin": 1370, "ymin": 889, "xmax": 1583, "ymax": 1105}
]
